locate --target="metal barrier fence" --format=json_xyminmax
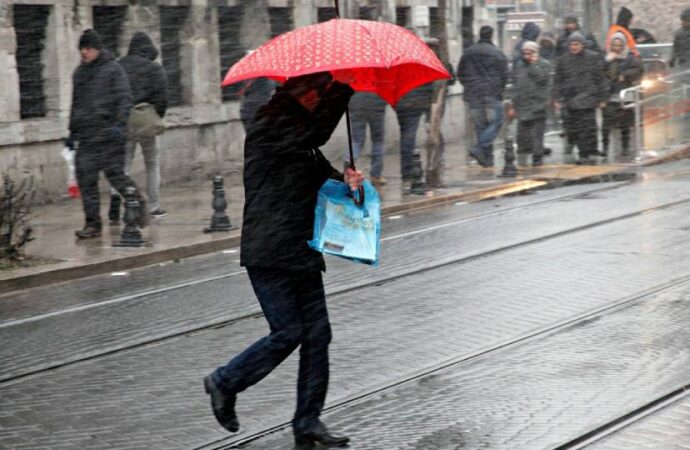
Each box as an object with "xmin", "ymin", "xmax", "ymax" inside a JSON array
[{"xmin": 621, "ymin": 69, "xmax": 690, "ymax": 161}]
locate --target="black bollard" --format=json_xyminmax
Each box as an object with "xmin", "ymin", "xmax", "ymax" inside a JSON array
[
  {"xmin": 204, "ymin": 175, "xmax": 236, "ymax": 233},
  {"xmin": 114, "ymin": 187, "xmax": 149, "ymax": 247},
  {"xmin": 500, "ymin": 137, "xmax": 519, "ymax": 177}
]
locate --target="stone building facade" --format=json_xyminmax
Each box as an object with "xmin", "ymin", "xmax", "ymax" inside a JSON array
[{"xmin": 0, "ymin": 0, "xmax": 497, "ymax": 201}]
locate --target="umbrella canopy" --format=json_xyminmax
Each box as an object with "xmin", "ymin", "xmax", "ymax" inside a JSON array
[{"xmin": 221, "ymin": 18, "xmax": 450, "ymax": 106}]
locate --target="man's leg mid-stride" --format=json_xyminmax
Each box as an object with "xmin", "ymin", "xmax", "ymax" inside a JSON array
[{"xmin": 205, "ymin": 267, "xmax": 344, "ymax": 447}]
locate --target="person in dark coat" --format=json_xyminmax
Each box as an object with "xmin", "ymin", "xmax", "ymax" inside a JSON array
[
  {"xmin": 539, "ymin": 31, "xmax": 558, "ymax": 63},
  {"xmin": 203, "ymin": 72, "xmax": 363, "ymax": 449},
  {"xmin": 512, "ymin": 22, "xmax": 541, "ymax": 63},
  {"xmin": 556, "ymin": 13, "xmax": 601, "ymax": 57},
  {"xmin": 112, "ymin": 32, "xmax": 168, "ymax": 220},
  {"xmin": 349, "ymin": 92, "xmax": 387, "ymax": 185},
  {"xmin": 395, "ymin": 83, "xmax": 433, "ymax": 193},
  {"xmin": 602, "ymin": 33, "xmax": 643, "ymax": 157},
  {"xmin": 509, "ymin": 41, "xmax": 552, "ymax": 166},
  {"xmin": 670, "ymin": 8, "xmax": 690, "ymax": 70},
  {"xmin": 553, "ymin": 32, "xmax": 609, "ymax": 164},
  {"xmin": 457, "ymin": 25, "xmax": 509, "ymax": 167},
  {"xmin": 66, "ymin": 29, "xmax": 145, "ymax": 239}
]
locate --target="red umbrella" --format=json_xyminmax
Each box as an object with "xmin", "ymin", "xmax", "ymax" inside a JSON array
[{"xmin": 221, "ymin": 18, "xmax": 450, "ymax": 107}]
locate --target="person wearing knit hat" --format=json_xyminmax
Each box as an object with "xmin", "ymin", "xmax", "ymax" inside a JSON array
[
  {"xmin": 602, "ymin": 33, "xmax": 642, "ymax": 158},
  {"xmin": 670, "ymin": 8, "xmax": 690, "ymax": 69},
  {"xmin": 556, "ymin": 13, "xmax": 601, "ymax": 57},
  {"xmin": 78, "ymin": 28, "xmax": 103, "ymax": 50},
  {"xmin": 605, "ymin": 7, "xmax": 639, "ymax": 58},
  {"xmin": 67, "ymin": 28, "xmax": 148, "ymax": 238},
  {"xmin": 567, "ymin": 31, "xmax": 585, "ymax": 44},
  {"xmin": 508, "ymin": 40, "xmax": 552, "ymax": 166},
  {"xmin": 553, "ymin": 25, "xmax": 609, "ymax": 165}
]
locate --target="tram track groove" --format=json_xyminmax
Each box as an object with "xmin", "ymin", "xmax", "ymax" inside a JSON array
[{"xmin": 199, "ymin": 270, "xmax": 690, "ymax": 449}]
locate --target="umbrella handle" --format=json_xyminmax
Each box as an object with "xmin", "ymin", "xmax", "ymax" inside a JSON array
[
  {"xmin": 343, "ymin": 107, "xmax": 365, "ymax": 206},
  {"xmin": 334, "ymin": 0, "xmax": 363, "ymax": 206}
]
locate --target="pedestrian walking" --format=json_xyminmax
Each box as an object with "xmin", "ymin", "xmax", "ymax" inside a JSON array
[
  {"xmin": 553, "ymin": 32, "xmax": 609, "ymax": 165},
  {"xmin": 509, "ymin": 41, "xmax": 551, "ymax": 166},
  {"xmin": 605, "ymin": 7, "xmax": 640, "ymax": 59},
  {"xmin": 395, "ymin": 83, "xmax": 433, "ymax": 193},
  {"xmin": 349, "ymin": 92, "xmax": 387, "ymax": 186},
  {"xmin": 602, "ymin": 33, "xmax": 643, "ymax": 157},
  {"xmin": 539, "ymin": 32, "xmax": 558, "ymax": 63},
  {"xmin": 66, "ymin": 29, "xmax": 146, "ymax": 239},
  {"xmin": 457, "ymin": 25, "xmax": 509, "ymax": 168},
  {"xmin": 512, "ymin": 22, "xmax": 541, "ymax": 63},
  {"xmin": 670, "ymin": 8, "xmax": 690, "ymax": 71},
  {"xmin": 556, "ymin": 13, "xmax": 601, "ymax": 57},
  {"xmin": 203, "ymin": 72, "xmax": 363, "ymax": 449},
  {"xmin": 111, "ymin": 32, "xmax": 168, "ymax": 221}
]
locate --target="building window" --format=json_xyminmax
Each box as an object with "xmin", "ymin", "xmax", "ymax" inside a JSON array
[
  {"xmin": 13, "ymin": 5, "xmax": 50, "ymax": 119},
  {"xmin": 317, "ymin": 7, "xmax": 336, "ymax": 23},
  {"xmin": 160, "ymin": 6, "xmax": 190, "ymax": 107},
  {"xmin": 430, "ymin": 7, "xmax": 444, "ymax": 41},
  {"xmin": 359, "ymin": 7, "xmax": 377, "ymax": 21},
  {"xmin": 93, "ymin": 6, "xmax": 127, "ymax": 58},
  {"xmin": 218, "ymin": 5, "xmax": 245, "ymax": 102},
  {"xmin": 396, "ymin": 7, "xmax": 410, "ymax": 28},
  {"xmin": 269, "ymin": 7, "xmax": 293, "ymax": 37}
]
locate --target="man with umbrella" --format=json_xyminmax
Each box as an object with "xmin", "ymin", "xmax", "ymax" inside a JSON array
[
  {"xmin": 205, "ymin": 14, "xmax": 448, "ymax": 447},
  {"xmin": 204, "ymin": 72, "xmax": 363, "ymax": 448}
]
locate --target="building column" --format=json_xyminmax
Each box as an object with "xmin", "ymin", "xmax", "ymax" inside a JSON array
[
  {"xmin": 0, "ymin": 3, "xmax": 20, "ymax": 123},
  {"xmin": 181, "ymin": 0, "xmax": 222, "ymax": 105}
]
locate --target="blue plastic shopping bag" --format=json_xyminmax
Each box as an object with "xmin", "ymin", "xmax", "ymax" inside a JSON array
[{"xmin": 308, "ymin": 179, "xmax": 381, "ymax": 266}]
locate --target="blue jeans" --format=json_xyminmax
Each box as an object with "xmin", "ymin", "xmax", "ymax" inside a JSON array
[
  {"xmin": 468, "ymin": 98, "xmax": 504, "ymax": 164},
  {"xmin": 396, "ymin": 110, "xmax": 424, "ymax": 179},
  {"xmin": 211, "ymin": 267, "xmax": 331, "ymax": 433},
  {"xmin": 350, "ymin": 109, "xmax": 385, "ymax": 178}
]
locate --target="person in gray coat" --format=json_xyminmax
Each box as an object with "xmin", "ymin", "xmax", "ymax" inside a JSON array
[
  {"xmin": 509, "ymin": 41, "xmax": 551, "ymax": 166},
  {"xmin": 553, "ymin": 32, "xmax": 609, "ymax": 164}
]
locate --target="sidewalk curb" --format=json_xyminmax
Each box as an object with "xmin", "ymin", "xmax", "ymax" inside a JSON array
[{"xmin": 1, "ymin": 145, "xmax": 688, "ymax": 295}]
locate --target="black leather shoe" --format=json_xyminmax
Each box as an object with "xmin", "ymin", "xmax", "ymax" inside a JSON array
[
  {"xmin": 75, "ymin": 226, "xmax": 102, "ymax": 239},
  {"xmin": 295, "ymin": 422, "xmax": 349, "ymax": 448},
  {"xmin": 203, "ymin": 375, "xmax": 239, "ymax": 432}
]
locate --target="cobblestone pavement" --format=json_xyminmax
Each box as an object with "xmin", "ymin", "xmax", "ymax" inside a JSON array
[
  {"xmin": 3, "ymin": 172, "xmax": 689, "ymax": 382},
  {"xmin": 238, "ymin": 280, "xmax": 690, "ymax": 450},
  {"xmin": 2, "ymin": 164, "xmax": 690, "ymax": 449},
  {"xmin": 588, "ymin": 394, "xmax": 690, "ymax": 450}
]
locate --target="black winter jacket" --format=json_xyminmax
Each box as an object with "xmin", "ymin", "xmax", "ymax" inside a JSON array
[
  {"xmin": 553, "ymin": 49, "xmax": 609, "ymax": 110},
  {"xmin": 240, "ymin": 83, "xmax": 354, "ymax": 272},
  {"xmin": 69, "ymin": 51, "xmax": 132, "ymax": 143},
  {"xmin": 118, "ymin": 32, "xmax": 168, "ymax": 117},
  {"xmin": 457, "ymin": 39, "xmax": 509, "ymax": 106}
]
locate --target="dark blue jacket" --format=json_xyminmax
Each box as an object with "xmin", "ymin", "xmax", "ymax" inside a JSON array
[{"xmin": 457, "ymin": 39, "xmax": 509, "ymax": 106}]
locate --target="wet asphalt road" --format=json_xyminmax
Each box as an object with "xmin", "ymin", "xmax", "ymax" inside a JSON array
[{"xmin": 1, "ymin": 161, "xmax": 690, "ymax": 449}]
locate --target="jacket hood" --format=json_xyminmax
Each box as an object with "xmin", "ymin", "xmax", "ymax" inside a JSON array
[
  {"xmin": 128, "ymin": 32, "xmax": 158, "ymax": 60},
  {"xmin": 616, "ymin": 7, "xmax": 633, "ymax": 29},
  {"xmin": 521, "ymin": 22, "xmax": 541, "ymax": 41}
]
